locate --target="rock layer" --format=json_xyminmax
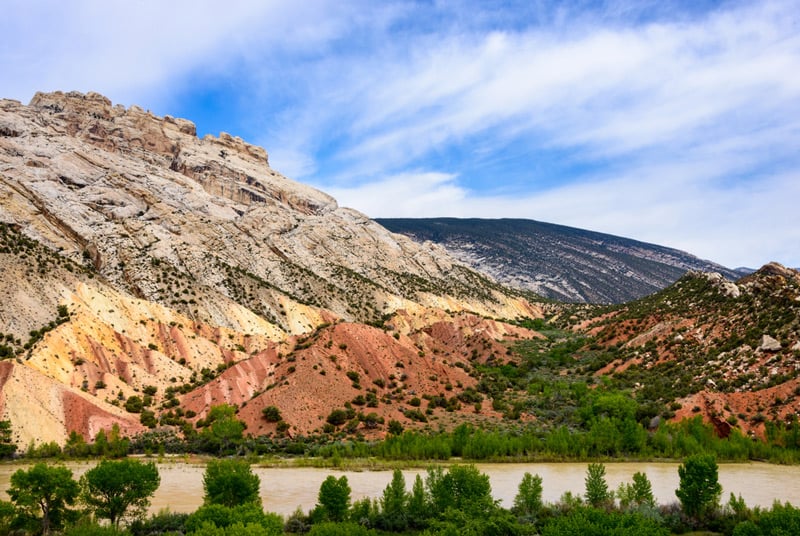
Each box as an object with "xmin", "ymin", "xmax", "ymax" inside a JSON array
[{"xmin": 0, "ymin": 91, "xmax": 538, "ymax": 445}]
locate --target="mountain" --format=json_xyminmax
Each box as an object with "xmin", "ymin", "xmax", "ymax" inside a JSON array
[
  {"xmin": 376, "ymin": 218, "xmax": 740, "ymax": 304},
  {"xmin": 558, "ymin": 262, "xmax": 800, "ymax": 438},
  {"xmin": 2, "ymin": 91, "xmax": 793, "ymax": 451},
  {"xmin": 0, "ymin": 91, "xmax": 538, "ymax": 446}
]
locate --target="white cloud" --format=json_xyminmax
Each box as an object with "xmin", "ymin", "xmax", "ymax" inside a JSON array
[
  {"xmin": 322, "ymin": 172, "xmax": 466, "ymax": 217},
  {"xmin": 327, "ymin": 1, "xmax": 800, "ymax": 173},
  {"xmin": 3, "ymin": 0, "xmax": 798, "ymax": 268},
  {"xmin": 267, "ymin": 147, "xmax": 317, "ymax": 180},
  {"xmin": 0, "ymin": 0, "xmax": 363, "ymax": 106},
  {"xmin": 329, "ymin": 164, "xmax": 800, "ymax": 269}
]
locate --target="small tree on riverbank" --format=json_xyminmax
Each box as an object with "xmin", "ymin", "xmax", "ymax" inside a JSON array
[
  {"xmin": 81, "ymin": 458, "xmax": 160, "ymax": 527},
  {"xmin": 585, "ymin": 463, "xmax": 612, "ymax": 508},
  {"xmin": 676, "ymin": 454, "xmax": 722, "ymax": 520},
  {"xmin": 203, "ymin": 459, "xmax": 260, "ymax": 508}
]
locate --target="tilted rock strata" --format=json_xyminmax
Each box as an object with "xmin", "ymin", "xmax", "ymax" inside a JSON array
[{"xmin": 0, "ymin": 91, "xmax": 539, "ymax": 444}]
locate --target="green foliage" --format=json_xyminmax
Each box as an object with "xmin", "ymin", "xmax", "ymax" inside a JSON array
[
  {"xmin": 584, "ymin": 463, "xmax": 612, "ymax": 509},
  {"xmin": 426, "ymin": 465, "xmax": 497, "ymax": 519},
  {"xmin": 0, "ymin": 420, "xmax": 17, "ymax": 458},
  {"xmin": 316, "ymin": 475, "xmax": 351, "ymax": 522},
  {"xmin": 387, "ymin": 419, "xmax": 404, "ymax": 435},
  {"xmin": 513, "ymin": 472, "xmax": 543, "ymax": 520},
  {"xmin": 129, "ymin": 510, "xmax": 189, "ymax": 535},
  {"xmin": 203, "ymin": 459, "xmax": 260, "ymax": 508},
  {"xmin": 378, "ymin": 469, "xmax": 409, "ymax": 531},
  {"xmin": 8, "ymin": 463, "xmax": 80, "ymax": 535},
  {"xmin": 201, "ymin": 404, "xmax": 246, "ymax": 455},
  {"xmin": 616, "ymin": 472, "xmax": 655, "ymax": 511},
  {"xmin": 732, "ymin": 501, "xmax": 800, "ymax": 535},
  {"xmin": 676, "ymin": 453, "xmax": 722, "ymax": 519},
  {"xmin": 541, "ymin": 507, "xmax": 670, "ymax": 536},
  {"xmin": 0, "ymin": 500, "xmax": 15, "ymax": 536},
  {"xmin": 81, "ymin": 459, "xmax": 160, "ymax": 527},
  {"xmin": 308, "ymin": 521, "xmax": 376, "ymax": 535},
  {"xmin": 91, "ymin": 425, "xmax": 131, "ymax": 458},
  {"xmin": 186, "ymin": 503, "xmax": 281, "ymax": 534},
  {"xmin": 262, "ymin": 405, "xmax": 282, "ymax": 423},
  {"xmin": 62, "ymin": 520, "xmax": 127, "ymax": 535},
  {"xmin": 326, "ymin": 409, "xmax": 348, "ymax": 426}
]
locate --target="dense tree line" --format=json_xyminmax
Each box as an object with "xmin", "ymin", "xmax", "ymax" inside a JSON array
[
  {"xmin": 11, "ymin": 411, "xmax": 800, "ymax": 467},
  {"xmin": 3, "ymin": 456, "xmax": 800, "ymax": 535}
]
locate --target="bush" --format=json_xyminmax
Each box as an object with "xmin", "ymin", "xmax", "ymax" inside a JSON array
[
  {"xmin": 541, "ymin": 507, "xmax": 669, "ymax": 535},
  {"xmin": 262, "ymin": 406, "xmax": 282, "ymax": 423},
  {"xmin": 308, "ymin": 522, "xmax": 376, "ymax": 536},
  {"xmin": 326, "ymin": 410, "xmax": 348, "ymax": 426}
]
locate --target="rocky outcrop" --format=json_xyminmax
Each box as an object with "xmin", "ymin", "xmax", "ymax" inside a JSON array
[{"xmin": 0, "ymin": 91, "xmax": 539, "ymax": 445}]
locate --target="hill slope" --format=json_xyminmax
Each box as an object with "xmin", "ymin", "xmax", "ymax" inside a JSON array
[
  {"xmin": 0, "ymin": 91, "xmax": 538, "ymax": 446},
  {"xmin": 557, "ymin": 262, "xmax": 800, "ymax": 438},
  {"xmin": 377, "ymin": 218, "xmax": 739, "ymax": 304}
]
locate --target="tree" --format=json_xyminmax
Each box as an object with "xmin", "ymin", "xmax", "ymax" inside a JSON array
[
  {"xmin": 513, "ymin": 472, "xmax": 543, "ymax": 520},
  {"xmin": 317, "ymin": 475, "xmax": 351, "ymax": 522},
  {"xmin": 387, "ymin": 419, "xmax": 404, "ymax": 435},
  {"xmin": 378, "ymin": 469, "xmax": 408, "ymax": 531},
  {"xmin": 0, "ymin": 420, "xmax": 17, "ymax": 458},
  {"xmin": 202, "ymin": 404, "xmax": 246, "ymax": 455},
  {"xmin": 203, "ymin": 459, "xmax": 261, "ymax": 508},
  {"xmin": 426, "ymin": 465, "xmax": 496, "ymax": 519},
  {"xmin": 584, "ymin": 463, "xmax": 612, "ymax": 508},
  {"xmin": 81, "ymin": 459, "xmax": 160, "ymax": 527},
  {"xmin": 407, "ymin": 474, "xmax": 429, "ymax": 529},
  {"xmin": 262, "ymin": 406, "xmax": 282, "ymax": 423},
  {"xmin": 8, "ymin": 463, "xmax": 80, "ymax": 535},
  {"xmin": 617, "ymin": 471, "xmax": 655, "ymax": 511},
  {"xmin": 676, "ymin": 454, "xmax": 722, "ymax": 519}
]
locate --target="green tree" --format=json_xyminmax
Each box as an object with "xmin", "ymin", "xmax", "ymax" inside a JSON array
[
  {"xmin": 0, "ymin": 420, "xmax": 17, "ymax": 458},
  {"xmin": 202, "ymin": 404, "xmax": 246, "ymax": 455},
  {"xmin": 378, "ymin": 469, "xmax": 408, "ymax": 531},
  {"xmin": 407, "ymin": 473, "xmax": 429, "ymax": 529},
  {"xmin": 676, "ymin": 454, "xmax": 722, "ymax": 519},
  {"xmin": 81, "ymin": 459, "xmax": 160, "ymax": 527},
  {"xmin": 8, "ymin": 463, "xmax": 80, "ymax": 535},
  {"xmin": 513, "ymin": 472, "xmax": 543, "ymax": 520},
  {"xmin": 584, "ymin": 463, "xmax": 612, "ymax": 508},
  {"xmin": 387, "ymin": 419, "xmax": 404, "ymax": 435},
  {"xmin": 426, "ymin": 465, "xmax": 496, "ymax": 519},
  {"xmin": 63, "ymin": 431, "xmax": 90, "ymax": 458},
  {"xmin": 125, "ymin": 396, "xmax": 143, "ymax": 413},
  {"xmin": 316, "ymin": 475, "xmax": 351, "ymax": 522},
  {"xmin": 617, "ymin": 471, "xmax": 655, "ymax": 511},
  {"xmin": 203, "ymin": 459, "xmax": 261, "ymax": 508}
]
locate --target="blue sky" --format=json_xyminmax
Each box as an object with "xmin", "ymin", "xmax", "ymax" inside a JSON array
[{"xmin": 2, "ymin": 0, "xmax": 799, "ymax": 269}]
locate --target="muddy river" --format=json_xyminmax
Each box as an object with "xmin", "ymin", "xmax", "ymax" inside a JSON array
[{"xmin": 1, "ymin": 461, "xmax": 798, "ymax": 516}]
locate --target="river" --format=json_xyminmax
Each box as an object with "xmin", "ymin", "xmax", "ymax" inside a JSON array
[{"xmin": 1, "ymin": 461, "xmax": 798, "ymax": 516}]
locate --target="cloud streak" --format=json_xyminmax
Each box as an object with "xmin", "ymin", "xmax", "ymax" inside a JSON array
[{"xmin": 2, "ymin": 0, "xmax": 798, "ymax": 269}]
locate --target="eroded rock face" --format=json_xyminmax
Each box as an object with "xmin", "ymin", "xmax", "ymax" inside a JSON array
[
  {"xmin": 1, "ymin": 92, "xmax": 533, "ymax": 331},
  {"xmin": 0, "ymin": 91, "xmax": 539, "ymax": 445}
]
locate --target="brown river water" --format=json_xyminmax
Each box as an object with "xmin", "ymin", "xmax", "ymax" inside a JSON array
[{"xmin": 1, "ymin": 461, "xmax": 798, "ymax": 516}]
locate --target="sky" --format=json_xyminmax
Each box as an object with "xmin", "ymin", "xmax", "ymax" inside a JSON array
[{"xmin": 2, "ymin": 0, "xmax": 799, "ymax": 269}]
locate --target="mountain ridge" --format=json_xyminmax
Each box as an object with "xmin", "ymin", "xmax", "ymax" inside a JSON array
[{"xmin": 377, "ymin": 217, "xmax": 740, "ymax": 304}]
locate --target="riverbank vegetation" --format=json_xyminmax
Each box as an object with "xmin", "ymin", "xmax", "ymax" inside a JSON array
[{"xmin": 2, "ymin": 456, "xmax": 799, "ymax": 535}]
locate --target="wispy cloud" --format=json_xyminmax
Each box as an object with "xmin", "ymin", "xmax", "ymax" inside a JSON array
[{"xmin": 2, "ymin": 0, "xmax": 798, "ymax": 268}]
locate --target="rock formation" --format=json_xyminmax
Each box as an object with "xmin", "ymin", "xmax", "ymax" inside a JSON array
[{"xmin": 0, "ymin": 91, "xmax": 539, "ymax": 446}]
